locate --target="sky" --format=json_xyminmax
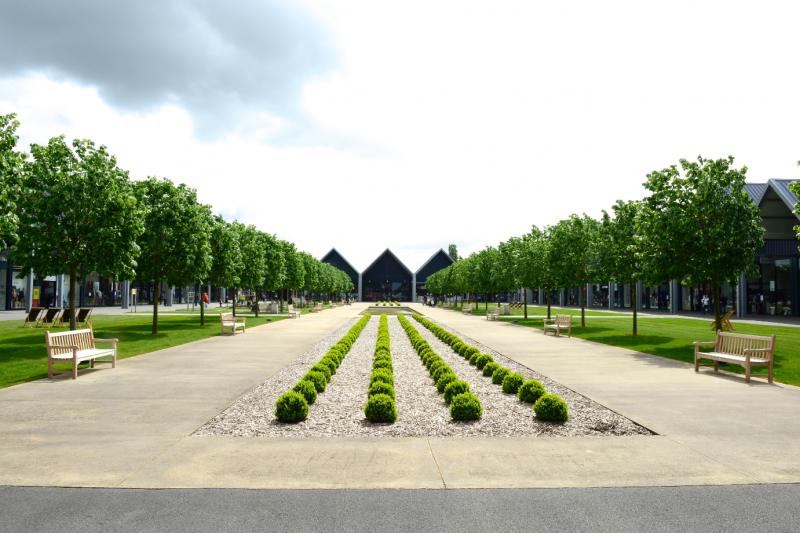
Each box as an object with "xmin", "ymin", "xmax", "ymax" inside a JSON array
[{"xmin": 1, "ymin": 0, "xmax": 799, "ymax": 272}]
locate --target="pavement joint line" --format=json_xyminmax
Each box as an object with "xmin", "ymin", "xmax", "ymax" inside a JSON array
[
  {"xmin": 662, "ymin": 434, "xmax": 762, "ymax": 484},
  {"xmin": 426, "ymin": 438, "xmax": 447, "ymax": 489},
  {"xmin": 115, "ymin": 438, "xmax": 182, "ymax": 488}
]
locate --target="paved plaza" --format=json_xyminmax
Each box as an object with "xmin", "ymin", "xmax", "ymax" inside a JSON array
[{"xmin": 2, "ymin": 302, "xmax": 799, "ymax": 490}]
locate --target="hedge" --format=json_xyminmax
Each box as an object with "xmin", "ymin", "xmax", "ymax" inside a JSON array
[{"xmin": 365, "ymin": 313, "xmax": 398, "ymax": 422}]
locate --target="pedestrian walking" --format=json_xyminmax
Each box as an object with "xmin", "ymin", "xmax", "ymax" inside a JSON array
[{"xmin": 701, "ymin": 294, "xmax": 710, "ymax": 315}]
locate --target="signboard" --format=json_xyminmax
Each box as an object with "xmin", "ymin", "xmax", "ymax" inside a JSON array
[
  {"xmin": 131, "ymin": 289, "xmax": 137, "ymax": 295},
  {"xmin": 33, "ymin": 288, "xmax": 40, "ymax": 307}
]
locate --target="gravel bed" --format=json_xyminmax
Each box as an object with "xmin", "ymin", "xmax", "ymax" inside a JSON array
[{"xmin": 195, "ymin": 316, "xmax": 650, "ymax": 437}]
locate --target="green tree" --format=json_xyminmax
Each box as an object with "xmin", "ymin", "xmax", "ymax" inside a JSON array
[
  {"xmin": 549, "ymin": 214, "xmax": 601, "ymax": 327},
  {"xmin": 279, "ymin": 240, "xmax": 304, "ymax": 311},
  {"xmin": 261, "ymin": 235, "xmax": 286, "ymax": 310},
  {"xmin": 447, "ymin": 243, "xmax": 461, "ymax": 262},
  {"xmin": 496, "ymin": 239, "xmax": 520, "ymax": 306},
  {"xmin": 640, "ymin": 155, "xmax": 763, "ymax": 330},
  {"xmin": 207, "ymin": 215, "xmax": 242, "ymax": 320},
  {"xmin": 600, "ymin": 200, "xmax": 645, "ymax": 335},
  {"xmin": 135, "ymin": 177, "xmax": 212, "ymax": 334},
  {"xmin": 299, "ymin": 252, "xmax": 318, "ymax": 305},
  {"xmin": 790, "ymin": 160, "xmax": 800, "ymax": 243},
  {"xmin": 238, "ymin": 225, "xmax": 267, "ymax": 317},
  {"xmin": 521, "ymin": 225, "xmax": 560, "ymax": 319},
  {"xmin": 11, "ymin": 136, "xmax": 144, "ymax": 329},
  {"xmin": 0, "ymin": 113, "xmax": 26, "ymax": 247}
]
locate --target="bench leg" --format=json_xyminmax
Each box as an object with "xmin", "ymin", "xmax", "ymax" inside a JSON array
[
  {"xmin": 714, "ymin": 361, "xmax": 719, "ymax": 372},
  {"xmin": 48, "ymin": 356, "xmax": 53, "ymax": 379},
  {"xmin": 72, "ymin": 352, "xmax": 78, "ymax": 380},
  {"xmin": 768, "ymin": 361, "xmax": 773, "ymax": 383},
  {"xmin": 112, "ymin": 351, "xmax": 116, "ymax": 368},
  {"xmin": 90, "ymin": 358, "xmax": 95, "ymax": 368},
  {"xmin": 694, "ymin": 352, "xmax": 699, "ymax": 372},
  {"xmin": 745, "ymin": 362, "xmax": 751, "ymax": 383}
]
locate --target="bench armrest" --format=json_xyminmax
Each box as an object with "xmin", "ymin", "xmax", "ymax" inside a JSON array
[
  {"xmin": 235, "ymin": 317, "xmax": 246, "ymax": 322},
  {"xmin": 543, "ymin": 319, "xmax": 555, "ymax": 325}
]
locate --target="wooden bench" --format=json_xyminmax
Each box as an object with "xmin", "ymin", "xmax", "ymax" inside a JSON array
[
  {"xmin": 287, "ymin": 305, "xmax": 301, "ymax": 319},
  {"xmin": 487, "ymin": 307, "xmax": 501, "ymax": 320},
  {"xmin": 220, "ymin": 312, "xmax": 246, "ymax": 335},
  {"xmin": 45, "ymin": 327, "xmax": 118, "ymax": 379},
  {"xmin": 309, "ymin": 303, "xmax": 323, "ymax": 313},
  {"xmin": 694, "ymin": 331, "xmax": 776, "ymax": 383},
  {"xmin": 710, "ymin": 310, "xmax": 735, "ymax": 332},
  {"xmin": 462, "ymin": 304, "xmax": 473, "ymax": 315},
  {"xmin": 543, "ymin": 314, "xmax": 572, "ymax": 337}
]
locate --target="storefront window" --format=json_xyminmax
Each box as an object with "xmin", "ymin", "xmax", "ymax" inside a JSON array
[
  {"xmin": 62, "ymin": 275, "xmax": 72, "ymax": 307},
  {"xmin": 590, "ymin": 284, "xmax": 608, "ymax": 307},
  {"xmin": 11, "ymin": 268, "xmax": 27, "ymax": 309},
  {"xmin": 0, "ymin": 267, "xmax": 6, "ymax": 309},
  {"xmin": 85, "ymin": 273, "xmax": 122, "ymax": 306},
  {"xmin": 612, "ymin": 282, "xmax": 632, "ymax": 308},
  {"xmin": 642, "ymin": 284, "xmax": 670, "ymax": 310},
  {"xmin": 765, "ymin": 259, "xmax": 791, "ymax": 316}
]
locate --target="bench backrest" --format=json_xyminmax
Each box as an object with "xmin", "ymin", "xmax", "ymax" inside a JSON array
[
  {"xmin": 555, "ymin": 314, "xmax": 572, "ymax": 325},
  {"xmin": 220, "ymin": 313, "xmax": 234, "ymax": 323},
  {"xmin": 490, "ymin": 307, "xmax": 500, "ymax": 315},
  {"xmin": 45, "ymin": 327, "xmax": 94, "ymax": 355},
  {"xmin": 716, "ymin": 331, "xmax": 775, "ymax": 357}
]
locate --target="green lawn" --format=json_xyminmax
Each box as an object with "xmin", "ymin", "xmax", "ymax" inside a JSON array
[
  {"xmin": 0, "ymin": 313, "xmax": 286, "ymax": 389},
  {"xmin": 503, "ymin": 314, "xmax": 800, "ymax": 386}
]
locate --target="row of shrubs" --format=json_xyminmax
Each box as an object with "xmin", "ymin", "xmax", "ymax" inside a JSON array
[
  {"xmin": 398, "ymin": 314, "xmax": 483, "ymax": 420},
  {"xmin": 411, "ymin": 315, "xmax": 569, "ymax": 422},
  {"xmin": 364, "ymin": 313, "xmax": 398, "ymax": 422},
  {"xmin": 274, "ymin": 314, "xmax": 373, "ymax": 422},
  {"xmin": 375, "ymin": 301, "xmax": 400, "ymax": 306}
]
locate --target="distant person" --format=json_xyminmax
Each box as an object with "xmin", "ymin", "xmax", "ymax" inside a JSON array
[
  {"xmin": 720, "ymin": 294, "xmax": 728, "ymax": 313},
  {"xmin": 701, "ymin": 294, "xmax": 710, "ymax": 315}
]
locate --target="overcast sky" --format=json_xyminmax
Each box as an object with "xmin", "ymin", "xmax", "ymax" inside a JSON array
[{"xmin": 2, "ymin": 0, "xmax": 799, "ymax": 272}]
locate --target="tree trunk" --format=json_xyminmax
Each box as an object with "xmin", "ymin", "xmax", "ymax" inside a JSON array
[
  {"xmin": 69, "ymin": 263, "xmax": 78, "ymax": 331},
  {"xmin": 632, "ymin": 278, "xmax": 638, "ymax": 336},
  {"xmin": 231, "ymin": 287, "xmax": 236, "ymax": 317},
  {"xmin": 523, "ymin": 287, "xmax": 528, "ymax": 319},
  {"xmin": 580, "ymin": 282, "xmax": 586, "ymax": 327},
  {"xmin": 200, "ymin": 284, "xmax": 206, "ymax": 326},
  {"xmin": 254, "ymin": 287, "xmax": 260, "ymax": 317},
  {"xmin": 712, "ymin": 274, "xmax": 722, "ymax": 331},
  {"xmin": 546, "ymin": 286, "xmax": 551, "ymax": 319},
  {"xmin": 152, "ymin": 280, "xmax": 160, "ymax": 334},
  {"xmin": 280, "ymin": 289, "xmax": 284, "ymax": 313}
]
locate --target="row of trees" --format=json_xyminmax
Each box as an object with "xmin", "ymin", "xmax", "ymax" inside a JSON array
[
  {"xmin": 428, "ymin": 155, "xmax": 768, "ymax": 333},
  {"xmin": 0, "ymin": 113, "xmax": 352, "ymax": 331}
]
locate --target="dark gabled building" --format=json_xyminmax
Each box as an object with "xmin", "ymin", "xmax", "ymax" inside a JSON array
[
  {"xmin": 360, "ymin": 249, "xmax": 414, "ymax": 302},
  {"xmin": 320, "ymin": 248, "xmax": 360, "ymax": 294},
  {"xmin": 412, "ymin": 248, "xmax": 455, "ymax": 301}
]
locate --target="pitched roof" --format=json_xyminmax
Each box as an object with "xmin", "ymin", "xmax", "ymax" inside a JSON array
[
  {"xmin": 361, "ymin": 248, "xmax": 413, "ymax": 277},
  {"xmin": 320, "ymin": 247, "xmax": 360, "ymax": 275},
  {"xmin": 414, "ymin": 248, "xmax": 455, "ymax": 276},
  {"xmin": 743, "ymin": 183, "xmax": 768, "ymax": 204},
  {"xmin": 746, "ymin": 179, "xmax": 800, "ymax": 221}
]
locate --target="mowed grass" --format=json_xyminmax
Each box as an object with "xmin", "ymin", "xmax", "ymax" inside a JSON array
[
  {"xmin": 445, "ymin": 304, "xmax": 618, "ymax": 317},
  {"xmin": 0, "ymin": 313, "xmax": 286, "ymax": 389},
  {"xmin": 504, "ymin": 314, "xmax": 800, "ymax": 387}
]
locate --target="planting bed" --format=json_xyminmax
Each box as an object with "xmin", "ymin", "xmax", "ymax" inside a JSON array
[{"xmin": 195, "ymin": 316, "xmax": 650, "ymax": 437}]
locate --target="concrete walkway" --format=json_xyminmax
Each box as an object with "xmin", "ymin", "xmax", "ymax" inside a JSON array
[{"xmin": 1, "ymin": 302, "xmax": 798, "ymax": 489}]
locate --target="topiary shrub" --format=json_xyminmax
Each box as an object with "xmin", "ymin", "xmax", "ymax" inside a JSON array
[
  {"xmin": 368, "ymin": 381, "xmax": 395, "ymax": 400},
  {"xmin": 371, "ymin": 369, "xmax": 394, "ymax": 387},
  {"xmin": 319, "ymin": 357, "xmax": 337, "ymax": 375},
  {"xmin": 293, "ymin": 380, "xmax": 318, "ymax": 404},
  {"xmin": 533, "ymin": 394, "xmax": 569, "ymax": 421},
  {"xmin": 483, "ymin": 362, "xmax": 500, "ymax": 377},
  {"xmin": 303, "ymin": 371, "xmax": 327, "ymax": 392},
  {"xmin": 373, "ymin": 359, "xmax": 393, "ymax": 372},
  {"xmin": 310, "ymin": 363, "xmax": 332, "ymax": 382},
  {"xmin": 451, "ymin": 342, "xmax": 464, "ymax": 354},
  {"xmin": 458, "ymin": 344, "xmax": 472, "ymax": 358},
  {"xmin": 429, "ymin": 359, "xmax": 446, "ymax": 375},
  {"xmin": 476, "ymin": 354, "xmax": 494, "ymax": 370},
  {"xmin": 374, "ymin": 352, "xmax": 392, "ymax": 362},
  {"xmin": 425, "ymin": 356, "xmax": 442, "ymax": 370},
  {"xmin": 364, "ymin": 394, "xmax": 397, "ymax": 422},
  {"xmin": 450, "ymin": 392, "xmax": 483, "ymax": 420},
  {"xmin": 443, "ymin": 380, "xmax": 471, "ymax": 404},
  {"xmin": 464, "ymin": 346, "xmax": 480, "ymax": 360},
  {"xmin": 492, "ymin": 367, "xmax": 511, "ymax": 385},
  {"xmin": 469, "ymin": 353, "xmax": 481, "ymax": 366},
  {"xmin": 518, "ymin": 379, "xmax": 546, "ymax": 403},
  {"xmin": 275, "ymin": 391, "xmax": 309, "ymax": 422},
  {"xmin": 502, "ymin": 372, "xmax": 525, "ymax": 394},
  {"xmin": 432, "ymin": 364, "xmax": 452, "ymax": 382},
  {"xmin": 436, "ymin": 372, "xmax": 457, "ymax": 393}
]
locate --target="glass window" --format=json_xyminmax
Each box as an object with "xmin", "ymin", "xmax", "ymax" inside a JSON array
[
  {"xmin": 0, "ymin": 267, "xmax": 6, "ymax": 309},
  {"xmin": 11, "ymin": 268, "xmax": 27, "ymax": 309}
]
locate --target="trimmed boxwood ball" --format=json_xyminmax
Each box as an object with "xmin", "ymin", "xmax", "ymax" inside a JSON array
[
  {"xmin": 476, "ymin": 354, "xmax": 494, "ymax": 370},
  {"xmin": 443, "ymin": 380, "xmax": 471, "ymax": 404},
  {"xmin": 293, "ymin": 379, "xmax": 318, "ymax": 404},
  {"xmin": 374, "ymin": 352, "xmax": 392, "ymax": 362},
  {"xmin": 450, "ymin": 392, "xmax": 483, "ymax": 420},
  {"xmin": 464, "ymin": 346, "xmax": 479, "ymax": 360},
  {"xmin": 533, "ymin": 394, "xmax": 569, "ymax": 422},
  {"xmin": 469, "ymin": 353, "xmax": 481, "ymax": 366},
  {"xmin": 425, "ymin": 356, "xmax": 442, "ymax": 370},
  {"xmin": 518, "ymin": 379, "xmax": 546, "ymax": 403},
  {"xmin": 502, "ymin": 372, "xmax": 525, "ymax": 394},
  {"xmin": 492, "ymin": 367, "xmax": 511, "ymax": 385},
  {"xmin": 451, "ymin": 342, "xmax": 464, "ymax": 354},
  {"xmin": 310, "ymin": 363, "xmax": 331, "ymax": 382},
  {"xmin": 371, "ymin": 369, "xmax": 394, "ymax": 387},
  {"xmin": 373, "ymin": 359, "xmax": 393, "ymax": 372},
  {"xmin": 303, "ymin": 371, "xmax": 327, "ymax": 393},
  {"xmin": 458, "ymin": 344, "xmax": 472, "ymax": 357},
  {"xmin": 275, "ymin": 391, "xmax": 309, "ymax": 422},
  {"xmin": 319, "ymin": 358, "xmax": 337, "ymax": 375},
  {"xmin": 364, "ymin": 394, "xmax": 397, "ymax": 422},
  {"xmin": 368, "ymin": 381, "xmax": 396, "ymax": 400},
  {"xmin": 429, "ymin": 359, "xmax": 446, "ymax": 375},
  {"xmin": 483, "ymin": 362, "xmax": 500, "ymax": 377},
  {"xmin": 432, "ymin": 364, "xmax": 452, "ymax": 382},
  {"xmin": 436, "ymin": 372, "xmax": 458, "ymax": 393}
]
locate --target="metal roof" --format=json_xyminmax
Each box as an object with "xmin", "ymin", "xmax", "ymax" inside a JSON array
[
  {"xmin": 414, "ymin": 248, "xmax": 455, "ymax": 276},
  {"xmin": 361, "ymin": 248, "xmax": 414, "ymax": 277},
  {"xmin": 320, "ymin": 247, "xmax": 360, "ymax": 275},
  {"xmin": 743, "ymin": 183, "xmax": 768, "ymax": 204}
]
